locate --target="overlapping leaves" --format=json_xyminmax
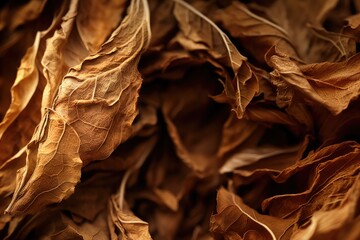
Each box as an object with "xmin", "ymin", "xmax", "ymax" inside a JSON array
[{"xmin": 0, "ymin": 0, "xmax": 359, "ymax": 239}]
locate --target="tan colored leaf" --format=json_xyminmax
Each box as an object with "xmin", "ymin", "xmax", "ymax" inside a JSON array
[
  {"xmin": 269, "ymin": 49, "xmax": 360, "ymax": 115},
  {"xmin": 210, "ymin": 188, "xmax": 294, "ymax": 240},
  {"xmin": 0, "ymin": 34, "xmax": 40, "ymax": 141},
  {"xmin": 173, "ymin": 0, "xmax": 258, "ymax": 118},
  {"xmin": 0, "ymin": 1, "xmax": 69, "ymax": 160},
  {"xmin": 212, "ymin": 1, "xmax": 298, "ymax": 64},
  {"xmin": 153, "ymin": 188, "xmax": 179, "ymax": 211},
  {"xmin": 76, "ymin": 0, "xmax": 127, "ymax": 53},
  {"xmin": 108, "ymin": 195, "xmax": 152, "ymax": 240},
  {"xmin": 220, "ymin": 145, "xmax": 300, "ymax": 174},
  {"xmin": 55, "ymin": 0, "xmax": 151, "ymax": 163},
  {"xmin": 291, "ymin": 176, "xmax": 360, "ymax": 240},
  {"xmin": 6, "ymin": 0, "xmax": 151, "ymax": 215},
  {"xmin": 5, "ymin": 114, "xmax": 82, "ymax": 215},
  {"xmin": 41, "ymin": 0, "xmax": 89, "ymax": 112}
]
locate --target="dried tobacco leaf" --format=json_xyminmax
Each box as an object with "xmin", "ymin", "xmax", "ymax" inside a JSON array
[
  {"xmin": 54, "ymin": 0, "xmax": 150, "ymax": 163},
  {"xmin": 1, "ymin": 0, "xmax": 360, "ymax": 239},
  {"xmin": 213, "ymin": 1, "xmax": 298, "ymax": 65},
  {"xmin": 0, "ymin": 0, "xmax": 47, "ymax": 31},
  {"xmin": 0, "ymin": 34, "xmax": 40, "ymax": 140},
  {"xmin": 269, "ymin": 48, "xmax": 360, "ymax": 115},
  {"xmin": 210, "ymin": 188, "xmax": 294, "ymax": 240},
  {"xmin": 108, "ymin": 194, "xmax": 152, "ymax": 240},
  {"xmin": 173, "ymin": 0, "xmax": 259, "ymax": 118},
  {"xmin": 6, "ymin": 0, "xmax": 151, "ymax": 215},
  {"xmin": 76, "ymin": 0, "xmax": 127, "ymax": 53},
  {"xmin": 291, "ymin": 176, "xmax": 360, "ymax": 240}
]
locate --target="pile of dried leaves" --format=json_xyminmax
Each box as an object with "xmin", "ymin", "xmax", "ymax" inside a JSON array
[{"xmin": 1, "ymin": 0, "xmax": 360, "ymax": 239}]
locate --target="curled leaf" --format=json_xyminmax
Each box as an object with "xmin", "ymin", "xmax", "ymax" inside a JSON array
[
  {"xmin": 173, "ymin": 0, "xmax": 259, "ymax": 118},
  {"xmin": 6, "ymin": 0, "xmax": 151, "ymax": 215}
]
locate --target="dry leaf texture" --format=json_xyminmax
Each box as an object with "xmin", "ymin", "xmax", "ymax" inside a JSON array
[{"xmin": 0, "ymin": 0, "xmax": 360, "ymax": 239}]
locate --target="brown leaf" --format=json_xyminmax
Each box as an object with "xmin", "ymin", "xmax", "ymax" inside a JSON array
[
  {"xmin": 76, "ymin": 0, "xmax": 127, "ymax": 53},
  {"xmin": 5, "ymin": 115, "xmax": 82, "ymax": 215},
  {"xmin": 260, "ymin": 0, "xmax": 344, "ymax": 62},
  {"xmin": 269, "ymin": 48, "xmax": 360, "ymax": 115},
  {"xmin": 5, "ymin": 0, "xmax": 151, "ymax": 215},
  {"xmin": 108, "ymin": 195, "xmax": 152, "ymax": 240},
  {"xmin": 173, "ymin": 0, "xmax": 259, "ymax": 118},
  {"xmin": 212, "ymin": 1, "xmax": 298, "ymax": 64},
  {"xmin": 0, "ymin": 0, "xmax": 47, "ymax": 31},
  {"xmin": 261, "ymin": 141, "xmax": 360, "ymax": 219},
  {"xmin": 2, "ymin": 0, "xmax": 360, "ymax": 238},
  {"xmin": 291, "ymin": 176, "xmax": 360, "ymax": 240},
  {"xmin": 0, "ymin": 1, "xmax": 68, "ymax": 162},
  {"xmin": 220, "ymin": 145, "xmax": 300, "ymax": 174},
  {"xmin": 210, "ymin": 188, "xmax": 294, "ymax": 240},
  {"xmin": 0, "ymin": 34, "xmax": 40, "ymax": 141},
  {"xmin": 55, "ymin": 0, "xmax": 151, "ymax": 163},
  {"xmin": 161, "ymin": 65, "xmax": 227, "ymax": 177}
]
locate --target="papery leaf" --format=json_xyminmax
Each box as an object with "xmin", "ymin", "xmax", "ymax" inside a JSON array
[
  {"xmin": 0, "ymin": 1, "xmax": 69, "ymax": 161},
  {"xmin": 40, "ymin": 0, "xmax": 89, "ymax": 112},
  {"xmin": 220, "ymin": 145, "xmax": 299, "ymax": 174},
  {"xmin": 213, "ymin": 1, "xmax": 298, "ymax": 64},
  {"xmin": 6, "ymin": 209, "xmax": 110, "ymax": 239},
  {"xmin": 6, "ymin": 0, "xmax": 151, "ymax": 215},
  {"xmin": 210, "ymin": 188, "xmax": 294, "ymax": 240},
  {"xmin": 0, "ymin": 34, "xmax": 40, "ymax": 140},
  {"xmin": 108, "ymin": 195, "xmax": 152, "ymax": 240},
  {"xmin": 76, "ymin": 0, "xmax": 127, "ymax": 53},
  {"xmin": 269, "ymin": 49, "xmax": 360, "ymax": 115},
  {"xmin": 291, "ymin": 176, "xmax": 360, "ymax": 240},
  {"xmin": 261, "ymin": 141, "xmax": 360, "ymax": 219},
  {"xmin": 173, "ymin": 0, "xmax": 247, "ymax": 72},
  {"xmin": 173, "ymin": 0, "xmax": 258, "ymax": 118},
  {"xmin": 56, "ymin": 0, "xmax": 151, "ymax": 163},
  {"xmin": 5, "ymin": 114, "xmax": 82, "ymax": 215}
]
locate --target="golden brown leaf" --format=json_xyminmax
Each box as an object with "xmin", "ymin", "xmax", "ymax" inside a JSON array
[
  {"xmin": 210, "ymin": 188, "xmax": 294, "ymax": 240},
  {"xmin": 269, "ymin": 48, "xmax": 360, "ymax": 115},
  {"xmin": 291, "ymin": 176, "xmax": 360, "ymax": 240},
  {"xmin": 173, "ymin": 0, "xmax": 259, "ymax": 118},
  {"xmin": 76, "ymin": 0, "xmax": 127, "ymax": 53},
  {"xmin": 6, "ymin": 0, "xmax": 151, "ymax": 215},
  {"xmin": 108, "ymin": 195, "xmax": 152, "ymax": 240}
]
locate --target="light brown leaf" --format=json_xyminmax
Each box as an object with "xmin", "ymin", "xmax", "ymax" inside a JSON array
[
  {"xmin": 0, "ymin": 1, "xmax": 69, "ymax": 161},
  {"xmin": 212, "ymin": 1, "xmax": 298, "ymax": 64},
  {"xmin": 40, "ymin": 0, "xmax": 89, "ymax": 112},
  {"xmin": 55, "ymin": 0, "xmax": 151, "ymax": 163},
  {"xmin": 108, "ymin": 195, "xmax": 152, "ymax": 240},
  {"xmin": 269, "ymin": 49, "xmax": 360, "ymax": 115},
  {"xmin": 210, "ymin": 188, "xmax": 295, "ymax": 240},
  {"xmin": 173, "ymin": 0, "xmax": 258, "ymax": 118},
  {"xmin": 220, "ymin": 145, "xmax": 300, "ymax": 174},
  {"xmin": 6, "ymin": 0, "xmax": 151, "ymax": 215},
  {"xmin": 5, "ymin": 114, "xmax": 82, "ymax": 215},
  {"xmin": 0, "ymin": 34, "xmax": 40, "ymax": 141},
  {"xmin": 76, "ymin": 0, "xmax": 127, "ymax": 53},
  {"xmin": 291, "ymin": 176, "xmax": 360, "ymax": 240}
]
